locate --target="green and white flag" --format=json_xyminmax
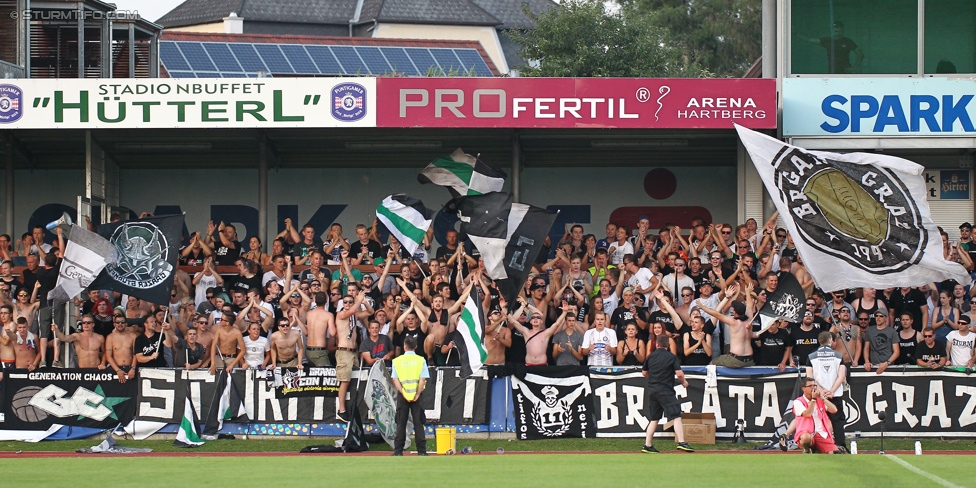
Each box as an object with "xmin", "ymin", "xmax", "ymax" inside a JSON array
[
  {"xmin": 173, "ymin": 393, "xmax": 204, "ymax": 448},
  {"xmin": 456, "ymin": 294, "xmax": 488, "ymax": 378},
  {"xmin": 203, "ymin": 371, "xmax": 247, "ymax": 436},
  {"xmin": 418, "ymin": 148, "xmax": 506, "ymax": 197},
  {"xmin": 376, "ymin": 194, "xmax": 434, "ymax": 257}
]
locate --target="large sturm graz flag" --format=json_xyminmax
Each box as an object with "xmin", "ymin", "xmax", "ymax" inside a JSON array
[
  {"xmin": 375, "ymin": 194, "xmax": 434, "ymax": 257},
  {"xmin": 418, "ymin": 148, "xmax": 506, "ymax": 197},
  {"xmin": 455, "ymin": 294, "xmax": 487, "ymax": 378},
  {"xmin": 88, "ymin": 214, "xmax": 184, "ymax": 305},
  {"xmin": 446, "ymin": 192, "xmax": 557, "ymax": 307},
  {"xmin": 736, "ymin": 125, "xmax": 970, "ymax": 291}
]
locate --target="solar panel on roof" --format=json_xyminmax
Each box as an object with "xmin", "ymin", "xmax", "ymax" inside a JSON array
[
  {"xmin": 254, "ymin": 44, "xmax": 294, "ymax": 73},
  {"xmin": 279, "ymin": 45, "xmax": 319, "ymax": 74},
  {"xmin": 404, "ymin": 48, "xmax": 438, "ymax": 75},
  {"xmin": 203, "ymin": 43, "xmax": 243, "ymax": 72},
  {"xmin": 455, "ymin": 49, "xmax": 493, "ymax": 76},
  {"xmin": 178, "ymin": 42, "xmax": 217, "ymax": 72},
  {"xmin": 227, "ymin": 44, "xmax": 268, "ymax": 73},
  {"xmin": 379, "ymin": 47, "xmax": 421, "ymax": 76},
  {"xmin": 356, "ymin": 46, "xmax": 392, "ymax": 75},
  {"xmin": 167, "ymin": 71, "xmax": 195, "ymax": 78},
  {"xmin": 305, "ymin": 45, "xmax": 344, "ymax": 75},
  {"xmin": 330, "ymin": 46, "xmax": 368, "ymax": 75},
  {"xmin": 160, "ymin": 41, "xmax": 496, "ymax": 78},
  {"xmin": 160, "ymin": 42, "xmax": 190, "ymax": 71}
]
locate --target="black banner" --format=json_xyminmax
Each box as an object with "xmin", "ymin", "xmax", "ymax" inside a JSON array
[
  {"xmin": 269, "ymin": 367, "xmax": 340, "ymax": 398},
  {"xmin": 133, "ymin": 367, "xmax": 488, "ymax": 425},
  {"xmin": 89, "ymin": 214, "xmax": 183, "ymax": 305},
  {"xmin": 587, "ymin": 368, "xmax": 976, "ymax": 438},
  {"xmin": 512, "ymin": 365, "xmax": 595, "ymax": 440},
  {"xmin": 1, "ymin": 369, "xmax": 136, "ymax": 430}
]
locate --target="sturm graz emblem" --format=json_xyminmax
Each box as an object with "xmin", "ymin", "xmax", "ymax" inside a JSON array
[
  {"xmin": 105, "ymin": 222, "xmax": 173, "ymax": 288},
  {"xmin": 773, "ymin": 148, "xmax": 926, "ymax": 274}
]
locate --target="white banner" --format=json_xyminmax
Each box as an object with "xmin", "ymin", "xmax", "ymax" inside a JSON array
[
  {"xmin": 0, "ymin": 78, "xmax": 376, "ymax": 129},
  {"xmin": 736, "ymin": 125, "xmax": 970, "ymax": 291}
]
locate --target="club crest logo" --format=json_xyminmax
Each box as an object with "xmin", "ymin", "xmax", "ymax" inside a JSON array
[
  {"xmin": 331, "ymin": 83, "xmax": 366, "ymax": 122},
  {"xmin": 772, "ymin": 148, "xmax": 925, "ymax": 273},
  {"xmin": 531, "ymin": 385, "xmax": 573, "ymax": 437},
  {"xmin": 105, "ymin": 222, "xmax": 173, "ymax": 288},
  {"xmin": 770, "ymin": 293, "xmax": 801, "ymax": 323},
  {"xmin": 0, "ymin": 84, "xmax": 23, "ymax": 123}
]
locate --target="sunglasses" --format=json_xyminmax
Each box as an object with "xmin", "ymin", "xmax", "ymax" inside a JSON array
[
  {"xmin": 330, "ymin": 292, "xmax": 340, "ymax": 296},
  {"xmin": 531, "ymin": 315, "xmax": 543, "ymax": 320},
  {"xmin": 197, "ymin": 320, "xmax": 208, "ymax": 324},
  {"xmin": 923, "ymin": 334, "xmax": 935, "ymax": 338},
  {"xmin": 840, "ymin": 309, "xmax": 851, "ymax": 313},
  {"xmin": 311, "ymin": 283, "xmax": 321, "ymax": 287},
  {"xmin": 776, "ymin": 234, "xmax": 786, "ymax": 238},
  {"xmin": 858, "ymin": 317, "xmax": 870, "ymax": 321},
  {"xmin": 81, "ymin": 320, "xmax": 94, "ymax": 324},
  {"xmin": 206, "ymin": 295, "xmax": 213, "ymax": 299},
  {"xmin": 721, "ymin": 231, "xmax": 731, "ymax": 235},
  {"xmin": 681, "ymin": 293, "xmax": 694, "ymax": 297},
  {"xmin": 114, "ymin": 320, "xmax": 127, "ymax": 324},
  {"xmin": 279, "ymin": 323, "xmax": 291, "ymax": 327},
  {"xmin": 291, "ymin": 294, "xmax": 300, "ymax": 298}
]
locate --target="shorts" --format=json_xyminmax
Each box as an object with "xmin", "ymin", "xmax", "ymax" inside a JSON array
[
  {"xmin": 796, "ymin": 431, "xmax": 839, "ymax": 453},
  {"xmin": 335, "ymin": 349, "xmax": 357, "ymax": 382},
  {"xmin": 1, "ymin": 359, "xmax": 15, "ymax": 370},
  {"xmin": 647, "ymin": 390, "xmax": 682, "ymax": 421},
  {"xmin": 713, "ymin": 354, "xmax": 754, "ymax": 368},
  {"xmin": 213, "ymin": 354, "xmax": 235, "ymax": 369},
  {"xmin": 306, "ymin": 348, "xmax": 332, "ymax": 367}
]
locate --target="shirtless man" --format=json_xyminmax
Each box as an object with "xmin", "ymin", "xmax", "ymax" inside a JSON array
[
  {"xmin": 484, "ymin": 305, "xmax": 512, "ymax": 366},
  {"xmin": 209, "ymin": 311, "xmax": 245, "ymax": 375},
  {"xmin": 401, "ymin": 277, "xmax": 472, "ymax": 362},
  {"xmin": 12, "ymin": 318, "xmax": 41, "ymax": 370},
  {"xmin": 334, "ymin": 290, "xmax": 367, "ymax": 421},
  {"xmin": 305, "ymin": 292, "xmax": 336, "ymax": 367},
  {"xmin": 510, "ymin": 296, "xmax": 560, "ymax": 366},
  {"xmin": 105, "ymin": 314, "xmax": 137, "ymax": 383},
  {"xmin": 50, "ymin": 314, "xmax": 105, "ymax": 369},
  {"xmin": 0, "ymin": 305, "xmax": 16, "ymax": 374},
  {"xmin": 700, "ymin": 283, "xmax": 755, "ymax": 368},
  {"xmin": 269, "ymin": 317, "xmax": 304, "ymax": 368}
]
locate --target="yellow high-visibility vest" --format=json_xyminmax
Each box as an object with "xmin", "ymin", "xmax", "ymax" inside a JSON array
[{"xmin": 392, "ymin": 353, "xmax": 426, "ymax": 402}]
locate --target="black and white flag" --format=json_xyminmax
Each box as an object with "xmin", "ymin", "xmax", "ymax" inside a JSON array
[
  {"xmin": 511, "ymin": 365, "xmax": 595, "ymax": 440},
  {"xmin": 446, "ymin": 192, "xmax": 557, "ymax": 306},
  {"xmin": 737, "ymin": 125, "xmax": 969, "ymax": 290},
  {"xmin": 48, "ymin": 224, "xmax": 116, "ymax": 306},
  {"xmin": 89, "ymin": 214, "xmax": 183, "ymax": 305},
  {"xmin": 758, "ymin": 272, "xmax": 807, "ymax": 332}
]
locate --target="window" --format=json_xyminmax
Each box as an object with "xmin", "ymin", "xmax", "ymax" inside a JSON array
[
  {"xmin": 791, "ymin": 0, "xmax": 917, "ymax": 75},
  {"xmin": 924, "ymin": 0, "xmax": 976, "ymax": 74}
]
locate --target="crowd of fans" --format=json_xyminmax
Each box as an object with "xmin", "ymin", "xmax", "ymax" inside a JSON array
[{"xmin": 1, "ymin": 213, "xmax": 975, "ymax": 378}]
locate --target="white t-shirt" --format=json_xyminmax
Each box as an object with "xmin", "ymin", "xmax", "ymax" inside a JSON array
[
  {"xmin": 946, "ymin": 330, "xmax": 975, "ymax": 366},
  {"xmin": 582, "ymin": 327, "xmax": 618, "ymax": 366},
  {"xmin": 628, "ymin": 267, "xmax": 656, "ymax": 303},
  {"xmin": 601, "ymin": 292, "xmax": 619, "ymax": 316},
  {"xmin": 660, "ymin": 273, "xmax": 695, "ymax": 306},
  {"xmin": 608, "ymin": 241, "xmax": 634, "ymax": 265},
  {"xmin": 194, "ymin": 272, "xmax": 219, "ymax": 306},
  {"xmin": 689, "ymin": 294, "xmax": 721, "ymax": 323},
  {"xmin": 243, "ymin": 336, "xmax": 270, "ymax": 368}
]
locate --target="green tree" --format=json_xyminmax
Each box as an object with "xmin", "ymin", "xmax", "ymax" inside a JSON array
[
  {"xmin": 511, "ymin": 0, "xmax": 684, "ymax": 77},
  {"xmin": 626, "ymin": 0, "xmax": 762, "ymax": 77}
]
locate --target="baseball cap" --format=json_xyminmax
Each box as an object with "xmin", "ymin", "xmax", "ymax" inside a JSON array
[
  {"xmin": 874, "ymin": 308, "xmax": 889, "ymax": 317},
  {"xmin": 373, "ymin": 257, "xmax": 386, "ymax": 266},
  {"xmin": 697, "ymin": 281, "xmax": 713, "ymax": 289},
  {"xmin": 960, "ymin": 222, "xmax": 973, "ymax": 231},
  {"xmin": 960, "ymin": 315, "xmax": 971, "ymax": 325},
  {"xmin": 730, "ymin": 301, "xmax": 747, "ymax": 320},
  {"xmin": 530, "ymin": 283, "xmax": 546, "ymax": 292}
]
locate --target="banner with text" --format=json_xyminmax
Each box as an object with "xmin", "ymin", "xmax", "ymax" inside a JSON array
[
  {"xmin": 0, "ymin": 78, "xmax": 376, "ymax": 129},
  {"xmin": 588, "ymin": 368, "xmax": 976, "ymax": 438},
  {"xmin": 269, "ymin": 367, "xmax": 339, "ymax": 398},
  {"xmin": 132, "ymin": 367, "xmax": 488, "ymax": 426},
  {"xmin": 512, "ymin": 366, "xmax": 596, "ymax": 440},
  {"xmin": 377, "ymin": 78, "xmax": 776, "ymax": 129},
  {"xmin": 1, "ymin": 369, "xmax": 137, "ymax": 430}
]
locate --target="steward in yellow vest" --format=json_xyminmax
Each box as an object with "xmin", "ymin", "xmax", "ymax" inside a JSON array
[{"xmin": 391, "ymin": 336, "xmax": 429, "ymax": 456}]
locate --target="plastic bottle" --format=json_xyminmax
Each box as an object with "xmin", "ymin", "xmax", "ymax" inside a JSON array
[
  {"xmin": 849, "ymin": 438, "xmax": 858, "ymax": 455},
  {"xmin": 914, "ymin": 439, "xmax": 922, "ymax": 455}
]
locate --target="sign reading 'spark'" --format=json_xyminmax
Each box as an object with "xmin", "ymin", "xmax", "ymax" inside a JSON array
[{"xmin": 0, "ymin": 78, "xmax": 376, "ymax": 128}]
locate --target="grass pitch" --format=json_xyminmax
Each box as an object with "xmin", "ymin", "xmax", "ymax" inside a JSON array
[{"xmin": 1, "ymin": 453, "xmax": 973, "ymax": 488}]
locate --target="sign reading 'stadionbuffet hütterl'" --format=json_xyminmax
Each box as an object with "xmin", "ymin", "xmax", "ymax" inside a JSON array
[
  {"xmin": 784, "ymin": 78, "xmax": 976, "ymax": 136},
  {"xmin": 0, "ymin": 78, "xmax": 376, "ymax": 129}
]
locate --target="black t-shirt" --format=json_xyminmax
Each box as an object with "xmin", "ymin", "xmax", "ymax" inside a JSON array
[
  {"xmin": 895, "ymin": 332, "xmax": 919, "ymax": 365},
  {"xmin": 180, "ymin": 248, "xmax": 207, "ymax": 266},
  {"xmin": 613, "ymin": 306, "xmax": 651, "ymax": 342},
  {"xmin": 293, "ymin": 239, "xmax": 324, "ymax": 265},
  {"xmin": 349, "ymin": 240, "xmax": 384, "ymax": 265},
  {"xmin": 681, "ymin": 331, "xmax": 711, "ymax": 366},
  {"xmin": 231, "ymin": 274, "xmax": 263, "ymax": 295},
  {"xmin": 134, "ymin": 332, "xmax": 167, "ymax": 368},
  {"xmin": 757, "ymin": 328, "xmax": 792, "ymax": 366},
  {"xmin": 2, "ymin": 276, "xmax": 23, "ymax": 297},
  {"xmin": 394, "ymin": 328, "xmax": 427, "ymax": 359},
  {"xmin": 506, "ymin": 326, "xmax": 527, "ymax": 365},
  {"xmin": 213, "ymin": 236, "xmax": 242, "ymax": 266},
  {"xmin": 92, "ymin": 315, "xmax": 114, "ymax": 338},
  {"xmin": 20, "ymin": 269, "xmax": 37, "ymax": 295},
  {"xmin": 915, "ymin": 341, "xmax": 944, "ymax": 365},
  {"xmin": 892, "ymin": 289, "xmax": 926, "ymax": 331},
  {"xmin": 36, "ymin": 266, "xmax": 59, "ymax": 308},
  {"xmin": 642, "ymin": 348, "xmax": 682, "ymax": 391},
  {"xmin": 174, "ymin": 338, "xmax": 207, "ymax": 367},
  {"xmin": 791, "ymin": 325, "xmax": 821, "ymax": 366},
  {"xmin": 649, "ymin": 310, "xmax": 679, "ymax": 336}
]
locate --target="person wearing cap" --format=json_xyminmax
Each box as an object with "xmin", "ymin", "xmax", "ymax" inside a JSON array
[
  {"xmin": 959, "ymin": 222, "xmax": 976, "ymax": 264},
  {"xmin": 796, "ymin": 20, "xmax": 863, "ymax": 74},
  {"xmin": 863, "ymin": 307, "xmax": 899, "ymax": 375},
  {"xmin": 945, "ymin": 315, "xmax": 976, "ymax": 370},
  {"xmin": 699, "ymin": 282, "xmax": 754, "ymax": 368}
]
